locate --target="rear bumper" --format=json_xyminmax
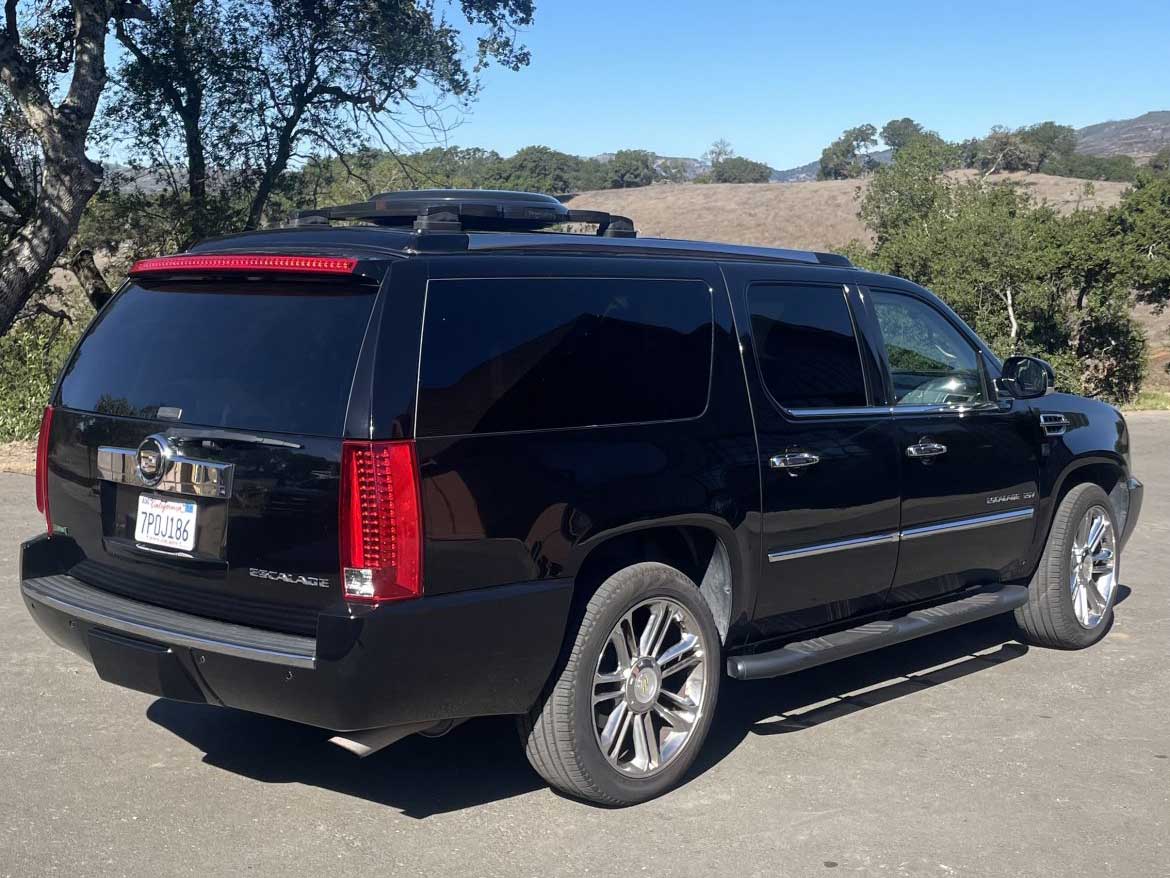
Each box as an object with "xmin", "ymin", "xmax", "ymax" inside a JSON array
[{"xmin": 20, "ymin": 535, "xmax": 573, "ymax": 731}]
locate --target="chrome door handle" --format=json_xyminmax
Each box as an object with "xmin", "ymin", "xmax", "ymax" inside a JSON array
[
  {"xmin": 906, "ymin": 441, "xmax": 947, "ymax": 458},
  {"xmin": 770, "ymin": 452, "xmax": 821, "ymax": 469}
]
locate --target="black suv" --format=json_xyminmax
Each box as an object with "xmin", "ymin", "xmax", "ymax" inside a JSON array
[{"xmin": 21, "ymin": 190, "xmax": 1143, "ymax": 805}]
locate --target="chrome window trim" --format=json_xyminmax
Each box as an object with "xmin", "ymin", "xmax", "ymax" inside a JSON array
[
  {"xmin": 96, "ymin": 446, "xmax": 235, "ymax": 499},
  {"xmin": 784, "ymin": 401, "xmax": 1004, "ymax": 419},
  {"xmin": 768, "ymin": 532, "xmax": 900, "ymax": 563},
  {"xmin": 768, "ymin": 508, "xmax": 1034, "ymax": 562},
  {"xmin": 899, "ymin": 507, "xmax": 1034, "ymax": 540}
]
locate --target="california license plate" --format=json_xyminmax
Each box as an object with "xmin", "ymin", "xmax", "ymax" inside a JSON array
[{"xmin": 135, "ymin": 495, "xmax": 197, "ymax": 551}]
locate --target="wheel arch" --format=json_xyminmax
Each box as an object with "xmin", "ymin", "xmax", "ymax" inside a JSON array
[
  {"xmin": 1030, "ymin": 453, "xmax": 1127, "ymax": 573},
  {"xmin": 566, "ymin": 517, "xmax": 745, "ymax": 644}
]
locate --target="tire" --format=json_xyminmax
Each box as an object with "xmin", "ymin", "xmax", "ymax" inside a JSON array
[
  {"xmin": 1015, "ymin": 482, "xmax": 1120, "ymax": 649},
  {"xmin": 519, "ymin": 562, "xmax": 722, "ymax": 805}
]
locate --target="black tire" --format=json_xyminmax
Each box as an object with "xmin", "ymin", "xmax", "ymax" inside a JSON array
[
  {"xmin": 519, "ymin": 562, "xmax": 722, "ymax": 805},
  {"xmin": 1015, "ymin": 482, "xmax": 1119, "ymax": 649}
]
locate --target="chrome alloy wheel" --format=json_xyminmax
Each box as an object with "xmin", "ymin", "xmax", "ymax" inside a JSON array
[
  {"xmin": 592, "ymin": 597, "xmax": 708, "ymax": 778},
  {"xmin": 1069, "ymin": 504, "xmax": 1117, "ymax": 629}
]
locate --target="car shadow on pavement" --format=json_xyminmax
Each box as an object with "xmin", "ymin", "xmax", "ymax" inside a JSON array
[{"xmin": 147, "ymin": 585, "xmax": 1131, "ymax": 816}]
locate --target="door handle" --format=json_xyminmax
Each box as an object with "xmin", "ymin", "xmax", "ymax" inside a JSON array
[
  {"xmin": 906, "ymin": 441, "xmax": 947, "ymax": 459},
  {"xmin": 770, "ymin": 451, "xmax": 821, "ymax": 469}
]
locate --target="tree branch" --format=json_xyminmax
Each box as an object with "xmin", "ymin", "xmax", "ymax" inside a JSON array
[{"xmin": 70, "ymin": 249, "xmax": 112, "ymax": 310}]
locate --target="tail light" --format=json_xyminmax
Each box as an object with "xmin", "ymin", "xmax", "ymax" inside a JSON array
[
  {"xmin": 35, "ymin": 405, "xmax": 53, "ymax": 535},
  {"xmin": 339, "ymin": 440, "xmax": 423, "ymax": 603}
]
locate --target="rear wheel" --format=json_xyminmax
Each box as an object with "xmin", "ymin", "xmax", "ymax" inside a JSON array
[
  {"xmin": 520, "ymin": 562, "xmax": 721, "ymax": 805},
  {"xmin": 1015, "ymin": 482, "xmax": 1120, "ymax": 649}
]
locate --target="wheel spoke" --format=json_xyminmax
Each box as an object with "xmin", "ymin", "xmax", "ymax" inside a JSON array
[
  {"xmin": 653, "ymin": 700, "xmax": 694, "ymax": 732},
  {"xmin": 639, "ymin": 602, "xmax": 671, "ymax": 659},
  {"xmin": 593, "ymin": 687, "xmax": 625, "ymax": 705},
  {"xmin": 631, "ymin": 712, "xmax": 659, "ymax": 771},
  {"xmin": 600, "ymin": 701, "xmax": 630, "ymax": 756},
  {"xmin": 658, "ymin": 687, "xmax": 698, "ymax": 712},
  {"xmin": 1085, "ymin": 513, "xmax": 1107, "ymax": 553},
  {"xmin": 1084, "ymin": 575, "xmax": 1107, "ymax": 615},
  {"xmin": 659, "ymin": 633, "xmax": 699, "ymax": 671},
  {"xmin": 1092, "ymin": 547, "xmax": 1115, "ymax": 573},
  {"xmin": 608, "ymin": 626, "xmax": 632, "ymax": 671},
  {"xmin": 1072, "ymin": 577, "xmax": 1088, "ymax": 622}
]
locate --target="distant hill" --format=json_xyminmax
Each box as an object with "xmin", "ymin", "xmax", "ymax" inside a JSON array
[
  {"xmin": 1076, "ymin": 111, "xmax": 1170, "ymax": 159},
  {"xmin": 564, "ymin": 171, "xmax": 1129, "ymax": 253},
  {"xmin": 769, "ymin": 111, "xmax": 1170, "ymax": 183}
]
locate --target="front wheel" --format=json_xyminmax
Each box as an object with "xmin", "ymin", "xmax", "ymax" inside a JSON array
[
  {"xmin": 1015, "ymin": 482, "xmax": 1120, "ymax": 649},
  {"xmin": 519, "ymin": 562, "xmax": 721, "ymax": 805}
]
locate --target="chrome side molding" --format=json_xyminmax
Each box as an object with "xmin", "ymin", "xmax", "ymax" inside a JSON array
[
  {"xmin": 899, "ymin": 507, "xmax": 1033, "ymax": 540},
  {"xmin": 97, "ymin": 445, "xmax": 235, "ymax": 499},
  {"xmin": 768, "ymin": 532, "xmax": 900, "ymax": 563},
  {"xmin": 769, "ymin": 507, "xmax": 1034, "ymax": 562}
]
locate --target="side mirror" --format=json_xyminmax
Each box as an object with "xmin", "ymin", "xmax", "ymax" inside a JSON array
[{"xmin": 998, "ymin": 355, "xmax": 1054, "ymax": 399}]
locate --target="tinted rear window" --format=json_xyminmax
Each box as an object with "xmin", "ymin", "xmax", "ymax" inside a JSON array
[
  {"xmin": 417, "ymin": 277, "xmax": 712, "ymax": 436},
  {"xmin": 748, "ymin": 283, "xmax": 867, "ymax": 409},
  {"xmin": 59, "ymin": 282, "xmax": 376, "ymax": 436}
]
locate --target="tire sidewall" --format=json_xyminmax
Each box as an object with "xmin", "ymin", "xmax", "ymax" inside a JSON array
[{"xmin": 571, "ymin": 563, "xmax": 721, "ymax": 803}]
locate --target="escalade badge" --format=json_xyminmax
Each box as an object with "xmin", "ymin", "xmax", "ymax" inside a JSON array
[
  {"xmin": 136, "ymin": 435, "xmax": 172, "ymax": 486},
  {"xmin": 249, "ymin": 568, "xmax": 331, "ymax": 589}
]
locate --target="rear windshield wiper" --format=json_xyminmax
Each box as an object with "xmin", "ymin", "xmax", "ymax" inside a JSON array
[{"xmin": 168, "ymin": 430, "xmax": 303, "ymax": 449}]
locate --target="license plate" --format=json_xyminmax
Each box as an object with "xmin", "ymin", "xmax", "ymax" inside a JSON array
[{"xmin": 135, "ymin": 495, "xmax": 198, "ymax": 551}]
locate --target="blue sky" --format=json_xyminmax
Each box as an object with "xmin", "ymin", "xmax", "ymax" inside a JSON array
[{"xmin": 450, "ymin": 0, "xmax": 1170, "ymax": 168}]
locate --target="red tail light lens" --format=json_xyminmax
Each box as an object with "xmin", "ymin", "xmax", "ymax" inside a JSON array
[
  {"xmin": 35, "ymin": 405, "xmax": 53, "ymax": 534},
  {"xmin": 129, "ymin": 254, "xmax": 358, "ymax": 276},
  {"xmin": 339, "ymin": 440, "xmax": 423, "ymax": 603}
]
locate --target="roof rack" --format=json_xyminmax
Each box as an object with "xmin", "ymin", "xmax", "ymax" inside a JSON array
[{"xmin": 289, "ymin": 189, "xmax": 638, "ymax": 238}]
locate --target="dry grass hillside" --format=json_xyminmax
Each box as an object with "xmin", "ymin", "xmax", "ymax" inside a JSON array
[{"xmin": 566, "ymin": 171, "xmax": 1130, "ymax": 253}]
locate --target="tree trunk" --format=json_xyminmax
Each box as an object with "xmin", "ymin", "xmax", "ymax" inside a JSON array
[
  {"xmin": 0, "ymin": 149, "xmax": 102, "ymax": 334},
  {"xmin": 181, "ymin": 107, "xmax": 208, "ymax": 241},
  {"xmin": 70, "ymin": 248, "xmax": 113, "ymax": 310}
]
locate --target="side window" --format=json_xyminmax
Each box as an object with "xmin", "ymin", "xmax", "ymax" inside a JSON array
[
  {"xmin": 871, "ymin": 290, "xmax": 987, "ymax": 406},
  {"xmin": 416, "ymin": 277, "xmax": 712, "ymax": 436},
  {"xmin": 747, "ymin": 284, "xmax": 868, "ymax": 410}
]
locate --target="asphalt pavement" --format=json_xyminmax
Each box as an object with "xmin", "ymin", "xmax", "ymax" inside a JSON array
[{"xmin": 2, "ymin": 414, "xmax": 1167, "ymax": 877}]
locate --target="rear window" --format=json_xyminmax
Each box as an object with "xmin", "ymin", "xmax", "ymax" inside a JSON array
[
  {"xmin": 416, "ymin": 277, "xmax": 712, "ymax": 436},
  {"xmin": 59, "ymin": 282, "xmax": 376, "ymax": 436}
]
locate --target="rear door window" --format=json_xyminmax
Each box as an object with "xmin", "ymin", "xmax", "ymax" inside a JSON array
[
  {"xmin": 416, "ymin": 277, "xmax": 712, "ymax": 436},
  {"xmin": 747, "ymin": 283, "xmax": 868, "ymax": 409},
  {"xmin": 59, "ymin": 281, "xmax": 377, "ymax": 436}
]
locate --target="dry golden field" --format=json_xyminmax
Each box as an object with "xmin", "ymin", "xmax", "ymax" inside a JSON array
[{"xmin": 566, "ymin": 171, "xmax": 1131, "ymax": 252}]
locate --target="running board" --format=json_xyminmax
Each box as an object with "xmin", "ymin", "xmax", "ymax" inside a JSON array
[{"xmin": 727, "ymin": 585, "xmax": 1029, "ymax": 681}]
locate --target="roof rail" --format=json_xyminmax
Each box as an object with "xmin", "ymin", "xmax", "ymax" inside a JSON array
[{"xmin": 289, "ymin": 189, "xmax": 637, "ymax": 238}]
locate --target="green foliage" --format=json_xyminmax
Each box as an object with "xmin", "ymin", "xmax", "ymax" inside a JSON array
[
  {"xmin": 857, "ymin": 147, "xmax": 1146, "ymax": 403},
  {"xmin": 711, "ymin": 156, "xmax": 772, "ymax": 184},
  {"xmin": 658, "ymin": 159, "xmax": 692, "ymax": 184},
  {"xmin": 880, "ymin": 118, "xmax": 926, "ymax": 151},
  {"xmin": 818, "ymin": 125, "xmax": 878, "ymax": 180},
  {"xmin": 1150, "ymin": 148, "xmax": 1170, "ymax": 175},
  {"xmin": 0, "ymin": 311, "xmax": 84, "ymax": 441},
  {"xmin": 606, "ymin": 150, "xmax": 660, "ymax": 189},
  {"xmin": 1111, "ymin": 171, "xmax": 1170, "ymax": 311},
  {"xmin": 483, "ymin": 145, "xmax": 584, "ymax": 194},
  {"xmin": 1039, "ymin": 153, "xmax": 1139, "ymax": 182},
  {"xmin": 1017, "ymin": 122, "xmax": 1077, "ymax": 168}
]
